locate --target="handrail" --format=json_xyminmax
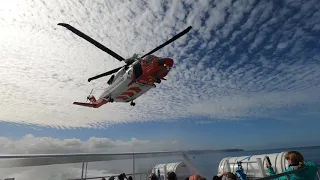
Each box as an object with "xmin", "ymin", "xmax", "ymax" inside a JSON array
[
  {"xmin": 0, "ymin": 149, "xmax": 243, "ymax": 168},
  {"xmin": 256, "ymin": 167, "xmax": 307, "ymax": 180},
  {"xmin": 0, "ymin": 149, "xmax": 244, "ymax": 159}
]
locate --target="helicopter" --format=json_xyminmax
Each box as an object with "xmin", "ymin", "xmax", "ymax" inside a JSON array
[{"xmin": 57, "ymin": 23, "xmax": 192, "ymax": 108}]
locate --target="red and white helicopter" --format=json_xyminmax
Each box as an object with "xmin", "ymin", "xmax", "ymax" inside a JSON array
[{"xmin": 58, "ymin": 23, "xmax": 192, "ymax": 108}]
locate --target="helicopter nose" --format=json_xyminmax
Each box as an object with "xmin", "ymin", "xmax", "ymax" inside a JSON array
[{"xmin": 158, "ymin": 58, "xmax": 174, "ymax": 69}]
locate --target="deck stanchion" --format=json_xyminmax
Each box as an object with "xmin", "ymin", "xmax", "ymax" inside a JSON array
[
  {"xmin": 85, "ymin": 161, "xmax": 88, "ymax": 179},
  {"xmin": 81, "ymin": 158, "xmax": 85, "ymax": 180},
  {"xmin": 133, "ymin": 154, "xmax": 135, "ymax": 180}
]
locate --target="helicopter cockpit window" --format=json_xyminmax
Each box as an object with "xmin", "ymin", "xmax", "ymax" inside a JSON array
[
  {"xmin": 133, "ymin": 62, "xmax": 143, "ymax": 79},
  {"xmin": 145, "ymin": 55, "xmax": 155, "ymax": 64}
]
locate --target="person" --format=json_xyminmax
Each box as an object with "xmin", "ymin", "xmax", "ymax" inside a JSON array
[
  {"xmin": 266, "ymin": 151, "xmax": 318, "ymax": 179},
  {"xmin": 167, "ymin": 172, "xmax": 177, "ymax": 180},
  {"xmin": 212, "ymin": 172, "xmax": 236, "ymax": 180},
  {"xmin": 212, "ymin": 175, "xmax": 221, "ymax": 180},
  {"xmin": 128, "ymin": 176, "xmax": 133, "ymax": 180},
  {"xmin": 149, "ymin": 173, "xmax": 158, "ymax": 180},
  {"xmin": 189, "ymin": 174, "xmax": 206, "ymax": 180},
  {"xmin": 118, "ymin": 173, "xmax": 126, "ymax": 180},
  {"xmin": 235, "ymin": 162, "xmax": 247, "ymax": 180}
]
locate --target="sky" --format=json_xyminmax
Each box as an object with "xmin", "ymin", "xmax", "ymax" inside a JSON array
[{"xmin": 0, "ymin": 0, "xmax": 320, "ymax": 174}]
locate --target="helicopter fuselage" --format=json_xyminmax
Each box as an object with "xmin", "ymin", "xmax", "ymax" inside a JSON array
[{"xmin": 81, "ymin": 55, "xmax": 174, "ymax": 107}]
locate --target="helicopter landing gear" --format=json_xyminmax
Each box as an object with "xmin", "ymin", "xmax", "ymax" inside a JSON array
[
  {"xmin": 109, "ymin": 98, "xmax": 114, "ymax": 103},
  {"xmin": 156, "ymin": 78, "xmax": 161, "ymax": 84},
  {"xmin": 130, "ymin": 101, "xmax": 136, "ymax": 106}
]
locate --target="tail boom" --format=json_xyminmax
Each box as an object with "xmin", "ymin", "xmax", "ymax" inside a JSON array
[{"xmin": 73, "ymin": 99, "xmax": 107, "ymax": 108}]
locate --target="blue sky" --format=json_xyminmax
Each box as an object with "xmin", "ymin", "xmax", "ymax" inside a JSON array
[
  {"xmin": 0, "ymin": 117, "xmax": 319, "ymax": 151},
  {"xmin": 0, "ymin": 0, "xmax": 319, "ymax": 153}
]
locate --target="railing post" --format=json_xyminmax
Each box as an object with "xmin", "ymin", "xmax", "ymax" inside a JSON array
[
  {"xmin": 81, "ymin": 157, "xmax": 85, "ymax": 180},
  {"xmin": 256, "ymin": 158, "xmax": 266, "ymax": 177},
  {"xmin": 133, "ymin": 154, "xmax": 135, "ymax": 180},
  {"xmin": 84, "ymin": 161, "xmax": 88, "ymax": 179}
]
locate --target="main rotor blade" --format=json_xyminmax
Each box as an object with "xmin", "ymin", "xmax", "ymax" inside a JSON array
[
  {"xmin": 88, "ymin": 67, "xmax": 122, "ymax": 82},
  {"xmin": 141, "ymin": 26, "xmax": 192, "ymax": 58},
  {"xmin": 58, "ymin": 23, "xmax": 125, "ymax": 62}
]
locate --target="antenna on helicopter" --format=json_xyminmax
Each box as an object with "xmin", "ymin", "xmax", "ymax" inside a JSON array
[{"xmin": 86, "ymin": 89, "xmax": 93, "ymax": 102}]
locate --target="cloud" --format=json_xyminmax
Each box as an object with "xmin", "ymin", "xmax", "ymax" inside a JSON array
[
  {"xmin": 0, "ymin": 134, "xmax": 184, "ymax": 180},
  {"xmin": 0, "ymin": 134, "xmax": 182, "ymax": 154},
  {"xmin": 0, "ymin": 0, "xmax": 319, "ymax": 128}
]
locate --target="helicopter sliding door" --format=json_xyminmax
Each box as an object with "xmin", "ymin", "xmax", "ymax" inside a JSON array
[{"xmin": 133, "ymin": 62, "xmax": 143, "ymax": 79}]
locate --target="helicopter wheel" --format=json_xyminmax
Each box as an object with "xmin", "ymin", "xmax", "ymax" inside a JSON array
[
  {"xmin": 130, "ymin": 101, "xmax": 136, "ymax": 106},
  {"xmin": 156, "ymin": 78, "xmax": 161, "ymax": 84},
  {"xmin": 109, "ymin": 98, "xmax": 114, "ymax": 103}
]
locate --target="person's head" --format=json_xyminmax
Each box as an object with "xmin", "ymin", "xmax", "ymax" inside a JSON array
[
  {"xmin": 212, "ymin": 175, "xmax": 221, "ymax": 180},
  {"xmin": 150, "ymin": 173, "xmax": 158, "ymax": 180},
  {"xmin": 285, "ymin": 151, "xmax": 304, "ymax": 167},
  {"xmin": 189, "ymin": 174, "xmax": 206, "ymax": 180},
  {"xmin": 167, "ymin": 172, "xmax": 177, "ymax": 180},
  {"xmin": 221, "ymin": 172, "xmax": 236, "ymax": 180},
  {"xmin": 128, "ymin": 176, "xmax": 133, "ymax": 180},
  {"xmin": 118, "ymin": 174, "xmax": 125, "ymax": 180}
]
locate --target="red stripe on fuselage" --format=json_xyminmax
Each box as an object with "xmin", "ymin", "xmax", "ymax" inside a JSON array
[
  {"xmin": 128, "ymin": 87, "xmax": 141, "ymax": 93},
  {"xmin": 116, "ymin": 96, "xmax": 129, "ymax": 100},
  {"xmin": 121, "ymin": 91, "xmax": 135, "ymax": 97}
]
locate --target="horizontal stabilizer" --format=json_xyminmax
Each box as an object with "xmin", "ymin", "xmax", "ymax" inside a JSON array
[{"xmin": 73, "ymin": 102, "xmax": 96, "ymax": 108}]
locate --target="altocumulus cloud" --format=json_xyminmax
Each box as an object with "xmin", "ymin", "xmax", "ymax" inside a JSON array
[{"xmin": 0, "ymin": 0, "xmax": 319, "ymax": 128}]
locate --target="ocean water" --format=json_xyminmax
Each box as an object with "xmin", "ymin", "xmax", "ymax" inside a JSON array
[{"xmin": 192, "ymin": 147, "xmax": 320, "ymax": 179}]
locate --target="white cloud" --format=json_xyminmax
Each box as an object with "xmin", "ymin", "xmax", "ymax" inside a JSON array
[
  {"xmin": 0, "ymin": 134, "xmax": 184, "ymax": 180},
  {"xmin": 0, "ymin": 0, "xmax": 319, "ymax": 128},
  {"xmin": 0, "ymin": 134, "xmax": 182, "ymax": 154}
]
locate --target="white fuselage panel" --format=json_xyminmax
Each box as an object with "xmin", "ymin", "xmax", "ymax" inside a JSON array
[{"xmin": 99, "ymin": 66, "xmax": 154, "ymax": 102}]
